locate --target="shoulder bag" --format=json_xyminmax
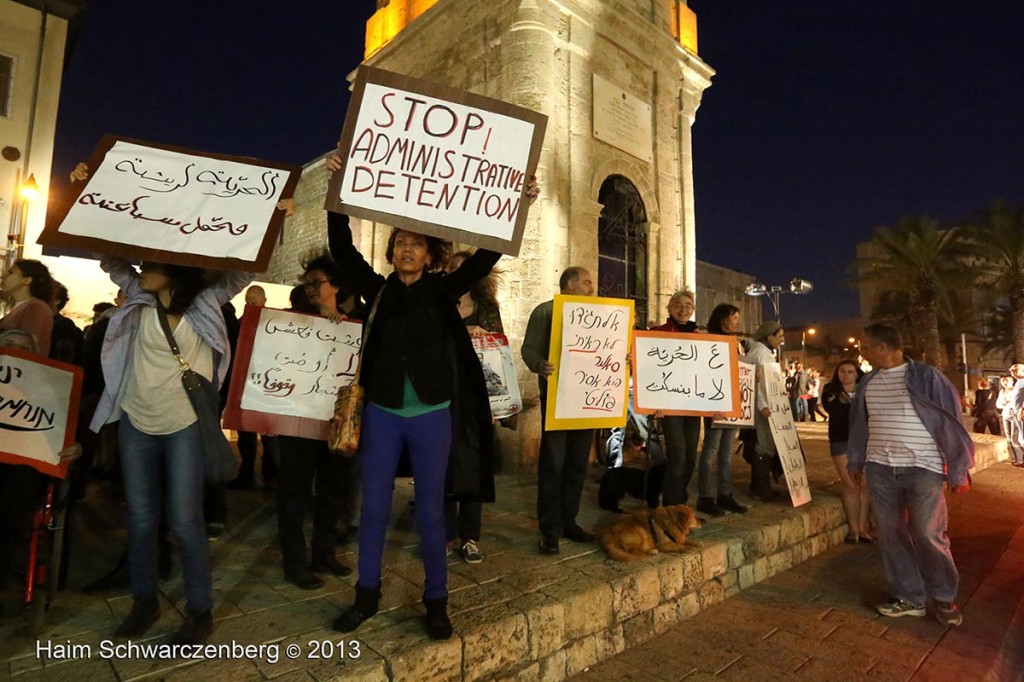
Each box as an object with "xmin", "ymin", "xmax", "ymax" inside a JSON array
[
  {"xmin": 328, "ymin": 287, "xmax": 384, "ymax": 456},
  {"xmin": 155, "ymin": 301, "xmax": 239, "ymax": 483}
]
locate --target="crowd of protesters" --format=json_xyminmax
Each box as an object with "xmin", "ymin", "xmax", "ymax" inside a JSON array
[{"xmin": 1, "ymin": 156, "xmax": 1016, "ymax": 644}]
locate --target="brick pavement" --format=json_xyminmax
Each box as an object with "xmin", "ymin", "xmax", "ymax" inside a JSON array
[{"xmin": 571, "ymin": 447, "xmax": 1024, "ymax": 682}]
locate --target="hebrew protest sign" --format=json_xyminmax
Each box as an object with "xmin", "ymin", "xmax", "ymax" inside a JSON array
[
  {"xmin": 760, "ymin": 362, "xmax": 812, "ymax": 507},
  {"xmin": 712, "ymin": 361, "xmax": 755, "ymax": 428},
  {"xmin": 545, "ymin": 295, "xmax": 634, "ymax": 430},
  {"xmin": 0, "ymin": 349, "xmax": 82, "ymax": 479},
  {"xmin": 223, "ymin": 306, "xmax": 362, "ymax": 440},
  {"xmin": 632, "ymin": 331, "xmax": 741, "ymax": 417},
  {"xmin": 39, "ymin": 136, "xmax": 300, "ymax": 272},
  {"xmin": 472, "ymin": 333, "xmax": 522, "ymax": 420},
  {"xmin": 326, "ymin": 66, "xmax": 548, "ymax": 256}
]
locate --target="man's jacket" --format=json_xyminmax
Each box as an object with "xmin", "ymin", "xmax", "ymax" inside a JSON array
[{"xmin": 847, "ymin": 359, "xmax": 975, "ymax": 487}]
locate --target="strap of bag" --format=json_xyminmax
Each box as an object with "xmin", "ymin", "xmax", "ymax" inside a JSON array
[
  {"xmin": 154, "ymin": 299, "xmax": 193, "ymax": 375},
  {"xmin": 351, "ymin": 285, "xmax": 386, "ymax": 383}
]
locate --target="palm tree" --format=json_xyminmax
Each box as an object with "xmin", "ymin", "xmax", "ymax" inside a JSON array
[
  {"xmin": 855, "ymin": 216, "xmax": 974, "ymax": 371},
  {"xmin": 969, "ymin": 202, "xmax": 1024, "ymax": 362}
]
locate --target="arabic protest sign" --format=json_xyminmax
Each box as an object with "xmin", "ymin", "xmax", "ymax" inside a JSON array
[
  {"xmin": 632, "ymin": 331, "xmax": 741, "ymax": 417},
  {"xmin": 712, "ymin": 361, "xmax": 755, "ymax": 428},
  {"xmin": 325, "ymin": 66, "xmax": 548, "ymax": 256},
  {"xmin": 39, "ymin": 136, "xmax": 300, "ymax": 272},
  {"xmin": 0, "ymin": 349, "xmax": 83, "ymax": 479},
  {"xmin": 545, "ymin": 295, "xmax": 634, "ymax": 430},
  {"xmin": 760, "ymin": 362, "xmax": 812, "ymax": 507},
  {"xmin": 472, "ymin": 333, "xmax": 522, "ymax": 420},
  {"xmin": 222, "ymin": 306, "xmax": 362, "ymax": 440}
]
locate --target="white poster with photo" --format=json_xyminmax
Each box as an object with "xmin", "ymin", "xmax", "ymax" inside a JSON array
[
  {"xmin": 760, "ymin": 362, "xmax": 812, "ymax": 507},
  {"xmin": 712, "ymin": 362, "xmax": 755, "ymax": 428},
  {"xmin": 471, "ymin": 333, "xmax": 522, "ymax": 420},
  {"xmin": 632, "ymin": 332, "xmax": 742, "ymax": 417},
  {"xmin": 240, "ymin": 308, "xmax": 362, "ymax": 421},
  {"xmin": 0, "ymin": 350, "xmax": 82, "ymax": 478},
  {"xmin": 56, "ymin": 140, "xmax": 290, "ymax": 262}
]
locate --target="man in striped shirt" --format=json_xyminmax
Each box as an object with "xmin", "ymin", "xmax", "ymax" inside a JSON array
[{"xmin": 847, "ymin": 323, "xmax": 974, "ymax": 627}]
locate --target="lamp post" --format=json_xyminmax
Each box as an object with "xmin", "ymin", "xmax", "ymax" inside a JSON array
[
  {"xmin": 802, "ymin": 327, "xmax": 816, "ymax": 365},
  {"xmin": 744, "ymin": 277, "xmax": 814, "ymax": 322},
  {"xmin": 5, "ymin": 172, "xmax": 38, "ymax": 271}
]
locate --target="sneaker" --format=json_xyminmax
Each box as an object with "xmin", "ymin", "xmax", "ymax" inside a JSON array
[
  {"xmin": 934, "ymin": 601, "xmax": 963, "ymax": 626},
  {"xmin": 445, "ymin": 540, "xmax": 458, "ymax": 557},
  {"xmin": 876, "ymin": 598, "xmax": 926, "ymax": 618},
  {"xmin": 461, "ymin": 540, "xmax": 483, "ymax": 564}
]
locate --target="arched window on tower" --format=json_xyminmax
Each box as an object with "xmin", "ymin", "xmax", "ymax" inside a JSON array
[{"xmin": 597, "ymin": 175, "xmax": 649, "ymax": 327}]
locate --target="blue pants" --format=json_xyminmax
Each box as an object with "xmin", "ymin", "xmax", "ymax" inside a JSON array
[
  {"xmin": 867, "ymin": 463, "xmax": 959, "ymax": 606},
  {"xmin": 698, "ymin": 420, "xmax": 737, "ymax": 498},
  {"xmin": 119, "ymin": 416, "xmax": 212, "ymax": 614},
  {"xmin": 357, "ymin": 403, "xmax": 452, "ymax": 600}
]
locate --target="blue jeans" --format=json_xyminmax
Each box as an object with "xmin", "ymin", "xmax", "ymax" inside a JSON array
[
  {"xmin": 119, "ymin": 416, "xmax": 212, "ymax": 613},
  {"xmin": 357, "ymin": 403, "xmax": 452, "ymax": 600},
  {"xmin": 698, "ymin": 420, "xmax": 736, "ymax": 498},
  {"xmin": 866, "ymin": 463, "xmax": 959, "ymax": 606}
]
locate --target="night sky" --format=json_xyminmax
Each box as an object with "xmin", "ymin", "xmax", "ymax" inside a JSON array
[{"xmin": 51, "ymin": 1, "xmax": 1024, "ymax": 326}]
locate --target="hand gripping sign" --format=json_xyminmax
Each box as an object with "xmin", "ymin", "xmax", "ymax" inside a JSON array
[
  {"xmin": 39, "ymin": 136, "xmax": 300, "ymax": 272},
  {"xmin": 0, "ymin": 349, "xmax": 83, "ymax": 479},
  {"xmin": 326, "ymin": 66, "xmax": 548, "ymax": 256}
]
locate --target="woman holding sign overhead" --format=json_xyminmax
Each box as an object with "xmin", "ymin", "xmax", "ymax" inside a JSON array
[{"xmin": 323, "ymin": 152, "xmax": 533, "ymax": 640}]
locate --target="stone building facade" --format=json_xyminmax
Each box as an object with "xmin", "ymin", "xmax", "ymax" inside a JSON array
[{"xmin": 266, "ymin": 0, "xmax": 715, "ymax": 467}]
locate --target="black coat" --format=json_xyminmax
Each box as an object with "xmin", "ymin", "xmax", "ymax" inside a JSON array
[{"xmin": 328, "ymin": 211, "xmax": 496, "ymax": 502}]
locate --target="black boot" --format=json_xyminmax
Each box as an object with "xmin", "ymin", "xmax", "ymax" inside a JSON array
[
  {"xmin": 717, "ymin": 495, "xmax": 748, "ymax": 514},
  {"xmin": 749, "ymin": 454, "xmax": 774, "ymax": 502},
  {"xmin": 115, "ymin": 597, "xmax": 159, "ymax": 638},
  {"xmin": 333, "ymin": 586, "xmax": 380, "ymax": 633},
  {"xmin": 696, "ymin": 497, "xmax": 726, "ymax": 517},
  {"xmin": 424, "ymin": 597, "xmax": 453, "ymax": 640},
  {"xmin": 170, "ymin": 610, "xmax": 213, "ymax": 645}
]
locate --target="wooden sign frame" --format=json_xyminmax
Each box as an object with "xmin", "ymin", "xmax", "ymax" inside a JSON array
[
  {"xmin": 38, "ymin": 135, "xmax": 301, "ymax": 272},
  {"xmin": 0, "ymin": 348, "xmax": 83, "ymax": 479},
  {"xmin": 631, "ymin": 331, "xmax": 742, "ymax": 417},
  {"xmin": 222, "ymin": 306, "xmax": 363, "ymax": 441},
  {"xmin": 325, "ymin": 66, "xmax": 548, "ymax": 256}
]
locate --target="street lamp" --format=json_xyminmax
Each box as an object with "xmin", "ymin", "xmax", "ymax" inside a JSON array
[
  {"xmin": 5, "ymin": 171, "xmax": 39, "ymax": 270},
  {"xmin": 744, "ymin": 277, "xmax": 814, "ymax": 322},
  {"xmin": 802, "ymin": 327, "xmax": 816, "ymax": 365}
]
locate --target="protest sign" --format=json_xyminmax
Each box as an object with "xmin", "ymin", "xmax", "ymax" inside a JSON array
[
  {"xmin": 760, "ymin": 362, "xmax": 812, "ymax": 507},
  {"xmin": 472, "ymin": 333, "xmax": 522, "ymax": 420},
  {"xmin": 325, "ymin": 66, "xmax": 548, "ymax": 256},
  {"xmin": 0, "ymin": 349, "xmax": 82, "ymax": 479},
  {"xmin": 712, "ymin": 361, "xmax": 755, "ymax": 428},
  {"xmin": 632, "ymin": 331, "xmax": 741, "ymax": 417},
  {"xmin": 39, "ymin": 136, "xmax": 300, "ymax": 271},
  {"xmin": 223, "ymin": 306, "xmax": 362, "ymax": 440},
  {"xmin": 545, "ymin": 295, "xmax": 633, "ymax": 430}
]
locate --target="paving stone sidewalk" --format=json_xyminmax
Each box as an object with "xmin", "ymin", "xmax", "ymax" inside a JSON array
[
  {"xmin": 571, "ymin": 448, "xmax": 1024, "ymax": 682},
  {"xmin": 0, "ymin": 423, "xmax": 1012, "ymax": 681}
]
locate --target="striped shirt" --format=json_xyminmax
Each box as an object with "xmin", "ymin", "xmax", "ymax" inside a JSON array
[{"xmin": 864, "ymin": 362, "xmax": 945, "ymax": 474}]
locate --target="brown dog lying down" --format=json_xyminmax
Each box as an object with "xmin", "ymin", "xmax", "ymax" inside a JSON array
[{"xmin": 599, "ymin": 505, "xmax": 702, "ymax": 562}]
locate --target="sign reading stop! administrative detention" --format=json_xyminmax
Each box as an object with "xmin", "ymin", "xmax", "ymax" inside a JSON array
[{"xmin": 326, "ymin": 67, "xmax": 548, "ymax": 256}]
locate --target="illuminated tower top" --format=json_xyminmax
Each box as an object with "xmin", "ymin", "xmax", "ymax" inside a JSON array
[{"xmin": 364, "ymin": 0, "xmax": 697, "ymax": 59}]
